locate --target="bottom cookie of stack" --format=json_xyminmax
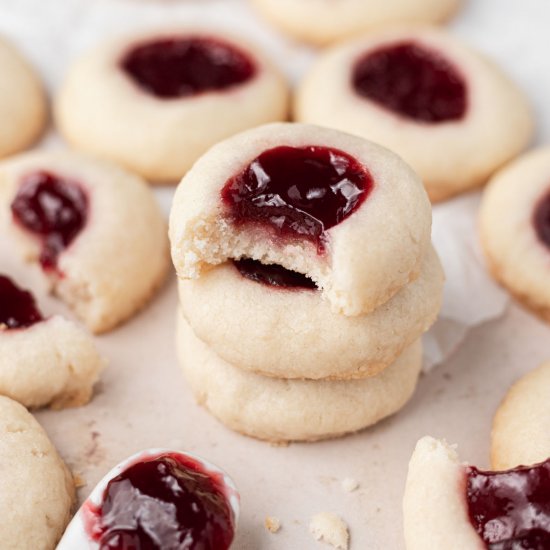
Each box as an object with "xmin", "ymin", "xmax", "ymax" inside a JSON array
[{"xmin": 176, "ymin": 312, "xmax": 422, "ymax": 443}]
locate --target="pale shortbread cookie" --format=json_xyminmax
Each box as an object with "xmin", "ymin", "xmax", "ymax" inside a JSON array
[
  {"xmin": 55, "ymin": 28, "xmax": 289, "ymax": 183},
  {"xmin": 295, "ymin": 27, "xmax": 533, "ymax": 202},
  {"xmin": 170, "ymin": 123, "xmax": 432, "ymax": 317},
  {"xmin": 403, "ymin": 437, "xmax": 484, "ymax": 550},
  {"xmin": 178, "ymin": 246, "xmax": 442, "ymax": 379},
  {"xmin": 0, "ymin": 316, "xmax": 105, "ymax": 409},
  {"xmin": 250, "ymin": 0, "xmax": 460, "ymax": 46},
  {"xmin": 0, "ymin": 151, "xmax": 169, "ymax": 333},
  {"xmin": 177, "ymin": 315, "xmax": 422, "ymax": 442},
  {"xmin": 0, "ymin": 37, "xmax": 47, "ymax": 159},
  {"xmin": 0, "ymin": 396, "xmax": 75, "ymax": 549},
  {"xmin": 480, "ymin": 147, "xmax": 550, "ymax": 322},
  {"xmin": 491, "ymin": 361, "xmax": 550, "ymax": 471}
]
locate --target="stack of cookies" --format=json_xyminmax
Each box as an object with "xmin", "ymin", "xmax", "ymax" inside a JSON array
[{"xmin": 169, "ymin": 123, "xmax": 444, "ymax": 442}]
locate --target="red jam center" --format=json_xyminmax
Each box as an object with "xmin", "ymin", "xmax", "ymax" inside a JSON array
[
  {"xmin": 534, "ymin": 190, "xmax": 550, "ymax": 250},
  {"xmin": 352, "ymin": 42, "xmax": 467, "ymax": 123},
  {"xmin": 233, "ymin": 259, "xmax": 316, "ymax": 290},
  {"xmin": 466, "ymin": 458, "xmax": 550, "ymax": 549},
  {"xmin": 221, "ymin": 146, "xmax": 372, "ymax": 251},
  {"xmin": 0, "ymin": 275, "xmax": 43, "ymax": 329},
  {"xmin": 10, "ymin": 171, "xmax": 88, "ymax": 271},
  {"xmin": 87, "ymin": 454, "xmax": 235, "ymax": 550},
  {"xmin": 121, "ymin": 37, "xmax": 256, "ymax": 99}
]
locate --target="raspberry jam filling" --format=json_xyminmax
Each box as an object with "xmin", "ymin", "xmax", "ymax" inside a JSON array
[
  {"xmin": 466, "ymin": 457, "xmax": 550, "ymax": 549},
  {"xmin": 11, "ymin": 171, "xmax": 88, "ymax": 271},
  {"xmin": 534, "ymin": 190, "xmax": 550, "ymax": 249},
  {"xmin": 86, "ymin": 453, "xmax": 235, "ymax": 550},
  {"xmin": 221, "ymin": 145, "xmax": 372, "ymax": 251},
  {"xmin": 121, "ymin": 36, "xmax": 256, "ymax": 99},
  {"xmin": 352, "ymin": 42, "xmax": 467, "ymax": 123},
  {"xmin": 234, "ymin": 259, "xmax": 316, "ymax": 290},
  {"xmin": 0, "ymin": 275, "xmax": 43, "ymax": 330}
]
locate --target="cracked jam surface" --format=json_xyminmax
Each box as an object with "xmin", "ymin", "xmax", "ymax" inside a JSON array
[
  {"xmin": 121, "ymin": 36, "xmax": 256, "ymax": 99},
  {"xmin": 221, "ymin": 145, "xmax": 372, "ymax": 252},
  {"xmin": 85, "ymin": 453, "xmax": 235, "ymax": 550},
  {"xmin": 233, "ymin": 258, "xmax": 317, "ymax": 290},
  {"xmin": 466, "ymin": 457, "xmax": 550, "ymax": 549},
  {"xmin": 11, "ymin": 171, "xmax": 88, "ymax": 271},
  {"xmin": 352, "ymin": 41, "xmax": 467, "ymax": 123},
  {"xmin": 0, "ymin": 275, "xmax": 43, "ymax": 329}
]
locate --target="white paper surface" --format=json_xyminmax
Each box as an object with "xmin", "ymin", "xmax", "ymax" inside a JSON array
[{"xmin": 0, "ymin": 1, "xmax": 549, "ymax": 549}]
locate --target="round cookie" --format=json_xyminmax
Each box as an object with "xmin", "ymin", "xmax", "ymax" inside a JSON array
[
  {"xmin": 480, "ymin": 147, "xmax": 550, "ymax": 322},
  {"xmin": 0, "ymin": 395, "xmax": 75, "ymax": 549},
  {"xmin": 0, "ymin": 151, "xmax": 169, "ymax": 333},
  {"xmin": 177, "ymin": 314, "xmax": 422, "ymax": 442},
  {"xmin": 295, "ymin": 26, "xmax": 533, "ymax": 202},
  {"xmin": 55, "ymin": 28, "xmax": 289, "ymax": 183},
  {"xmin": 178, "ymin": 246, "xmax": 443, "ymax": 380},
  {"xmin": 170, "ymin": 122, "xmax": 432, "ymax": 317},
  {"xmin": 403, "ymin": 436, "xmax": 550, "ymax": 549},
  {"xmin": 249, "ymin": 0, "xmax": 461, "ymax": 46},
  {"xmin": 0, "ymin": 274, "xmax": 105, "ymax": 409},
  {"xmin": 0, "ymin": 36, "xmax": 47, "ymax": 159},
  {"xmin": 491, "ymin": 361, "xmax": 550, "ymax": 471}
]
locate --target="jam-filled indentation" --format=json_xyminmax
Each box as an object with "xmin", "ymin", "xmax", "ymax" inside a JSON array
[
  {"xmin": 534, "ymin": 190, "xmax": 550, "ymax": 250},
  {"xmin": 11, "ymin": 171, "xmax": 88, "ymax": 271},
  {"xmin": 86, "ymin": 453, "xmax": 235, "ymax": 550},
  {"xmin": 121, "ymin": 36, "xmax": 256, "ymax": 99},
  {"xmin": 0, "ymin": 275, "xmax": 43, "ymax": 330},
  {"xmin": 466, "ymin": 457, "xmax": 550, "ymax": 549},
  {"xmin": 233, "ymin": 259, "xmax": 316, "ymax": 290},
  {"xmin": 352, "ymin": 41, "xmax": 467, "ymax": 123},
  {"xmin": 221, "ymin": 145, "xmax": 372, "ymax": 252}
]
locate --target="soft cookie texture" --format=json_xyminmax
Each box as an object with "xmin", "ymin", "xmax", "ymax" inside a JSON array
[
  {"xmin": 170, "ymin": 123, "xmax": 432, "ymax": 317},
  {"xmin": 0, "ymin": 396, "xmax": 75, "ymax": 549},
  {"xmin": 178, "ymin": 246, "xmax": 442, "ymax": 379},
  {"xmin": 0, "ymin": 151, "xmax": 169, "ymax": 333},
  {"xmin": 177, "ymin": 314, "xmax": 422, "ymax": 442},
  {"xmin": 0, "ymin": 316, "xmax": 105, "ymax": 409},
  {"xmin": 0, "ymin": 36, "xmax": 47, "ymax": 159},
  {"xmin": 55, "ymin": 28, "xmax": 289, "ymax": 183},
  {"xmin": 249, "ymin": 0, "xmax": 460, "ymax": 46},
  {"xmin": 403, "ymin": 437, "xmax": 484, "ymax": 550},
  {"xmin": 491, "ymin": 361, "xmax": 550, "ymax": 471},
  {"xmin": 295, "ymin": 26, "xmax": 533, "ymax": 202},
  {"xmin": 480, "ymin": 147, "xmax": 550, "ymax": 322}
]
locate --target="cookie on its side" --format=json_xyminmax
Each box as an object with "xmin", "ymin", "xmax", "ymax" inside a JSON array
[
  {"xmin": 0, "ymin": 151, "xmax": 169, "ymax": 333},
  {"xmin": 249, "ymin": 0, "xmax": 460, "ymax": 46},
  {"xmin": 0, "ymin": 396, "xmax": 75, "ymax": 549},
  {"xmin": 177, "ymin": 313, "xmax": 422, "ymax": 443},
  {"xmin": 178, "ymin": 246, "xmax": 443, "ymax": 380},
  {"xmin": 55, "ymin": 28, "xmax": 289, "ymax": 183},
  {"xmin": 480, "ymin": 146, "xmax": 550, "ymax": 322},
  {"xmin": 295, "ymin": 26, "xmax": 533, "ymax": 202},
  {"xmin": 491, "ymin": 361, "xmax": 550, "ymax": 471},
  {"xmin": 0, "ymin": 37, "xmax": 47, "ymax": 159}
]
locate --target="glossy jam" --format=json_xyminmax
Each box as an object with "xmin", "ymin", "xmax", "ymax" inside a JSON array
[
  {"xmin": 221, "ymin": 145, "xmax": 372, "ymax": 251},
  {"xmin": 121, "ymin": 37, "xmax": 256, "ymax": 99},
  {"xmin": 0, "ymin": 275, "xmax": 43, "ymax": 329},
  {"xmin": 233, "ymin": 259, "xmax": 316, "ymax": 290},
  {"xmin": 466, "ymin": 457, "xmax": 550, "ymax": 549},
  {"xmin": 534, "ymin": 190, "xmax": 550, "ymax": 250},
  {"xmin": 352, "ymin": 42, "xmax": 467, "ymax": 123},
  {"xmin": 87, "ymin": 453, "xmax": 235, "ymax": 550},
  {"xmin": 11, "ymin": 171, "xmax": 88, "ymax": 271}
]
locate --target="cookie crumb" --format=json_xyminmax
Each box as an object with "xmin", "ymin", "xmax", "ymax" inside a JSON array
[
  {"xmin": 309, "ymin": 512, "xmax": 349, "ymax": 549},
  {"xmin": 73, "ymin": 473, "xmax": 86, "ymax": 488},
  {"xmin": 341, "ymin": 477, "xmax": 359, "ymax": 492},
  {"xmin": 265, "ymin": 516, "xmax": 281, "ymax": 533}
]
